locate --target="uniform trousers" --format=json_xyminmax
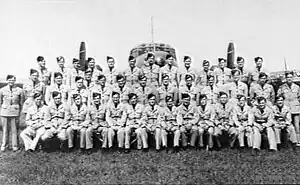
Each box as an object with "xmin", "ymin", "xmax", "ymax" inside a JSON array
[
  {"xmin": 20, "ymin": 127, "xmax": 46, "ymax": 151},
  {"xmin": 1, "ymin": 116, "xmax": 18, "ymax": 151}
]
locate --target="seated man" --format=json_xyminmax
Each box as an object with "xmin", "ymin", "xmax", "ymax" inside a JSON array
[
  {"xmin": 159, "ymin": 96, "xmax": 180, "ymax": 152},
  {"xmin": 86, "ymin": 92, "xmax": 108, "ymax": 154},
  {"xmin": 177, "ymin": 93, "xmax": 199, "ymax": 149},
  {"xmin": 214, "ymin": 91, "xmax": 238, "ymax": 149},
  {"xmin": 106, "ymin": 91, "xmax": 126, "ymax": 152},
  {"xmin": 43, "ymin": 91, "xmax": 68, "ymax": 151},
  {"xmin": 132, "ymin": 74, "xmax": 157, "ymax": 105},
  {"xmin": 20, "ymin": 92, "xmax": 47, "ymax": 152},
  {"xmin": 272, "ymin": 95, "xmax": 297, "ymax": 150},
  {"xmin": 197, "ymin": 94, "xmax": 215, "ymax": 150},
  {"xmin": 68, "ymin": 76, "xmax": 88, "ymax": 106},
  {"xmin": 124, "ymin": 93, "xmax": 145, "ymax": 153},
  {"xmin": 179, "ymin": 74, "xmax": 199, "ymax": 106},
  {"xmin": 141, "ymin": 94, "xmax": 162, "ymax": 152},
  {"xmin": 249, "ymin": 96, "xmax": 277, "ymax": 155},
  {"xmin": 65, "ymin": 94, "xmax": 90, "ymax": 153},
  {"xmin": 157, "ymin": 74, "xmax": 178, "ymax": 107},
  {"xmin": 232, "ymin": 95, "xmax": 253, "ymax": 149}
]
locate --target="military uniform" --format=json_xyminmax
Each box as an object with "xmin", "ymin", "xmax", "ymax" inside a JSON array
[
  {"xmin": 197, "ymin": 104, "xmax": 215, "ymax": 148},
  {"xmin": 272, "ymin": 105, "xmax": 297, "ymax": 145},
  {"xmin": 249, "ymin": 106, "xmax": 277, "ymax": 150},
  {"xmin": 178, "ymin": 67, "xmax": 197, "ymax": 87},
  {"xmin": 66, "ymin": 67, "xmax": 84, "ymax": 89},
  {"xmin": 179, "ymin": 85, "xmax": 199, "ymax": 106},
  {"xmin": 132, "ymin": 84, "xmax": 157, "ymax": 105},
  {"xmin": 196, "ymin": 70, "xmax": 214, "ymax": 88},
  {"xmin": 176, "ymin": 104, "xmax": 199, "ymax": 147},
  {"xmin": 51, "ymin": 66, "xmax": 68, "ymax": 86},
  {"xmin": 250, "ymin": 67, "xmax": 269, "ymax": 84},
  {"xmin": 250, "ymin": 83, "xmax": 275, "ymax": 106},
  {"xmin": 141, "ymin": 64, "xmax": 160, "ymax": 89},
  {"xmin": 159, "ymin": 106, "xmax": 180, "ymax": 147},
  {"xmin": 200, "ymin": 85, "xmax": 221, "ymax": 105},
  {"xmin": 103, "ymin": 68, "xmax": 118, "ymax": 87},
  {"xmin": 236, "ymin": 68, "xmax": 250, "ymax": 85},
  {"xmin": 232, "ymin": 105, "xmax": 253, "ymax": 147},
  {"xmin": 111, "ymin": 84, "xmax": 132, "ymax": 104},
  {"xmin": 106, "ymin": 102, "xmax": 126, "ymax": 148},
  {"xmin": 22, "ymin": 80, "xmax": 45, "ymax": 114},
  {"xmin": 160, "ymin": 65, "xmax": 178, "ymax": 87},
  {"xmin": 20, "ymin": 104, "xmax": 47, "ymax": 151},
  {"xmin": 225, "ymin": 81, "xmax": 248, "ymax": 106},
  {"xmin": 68, "ymin": 87, "xmax": 88, "ymax": 106},
  {"xmin": 45, "ymin": 84, "xmax": 68, "ymax": 105},
  {"xmin": 36, "ymin": 66, "xmax": 51, "ymax": 86},
  {"xmin": 123, "ymin": 67, "xmax": 143, "ymax": 88},
  {"xmin": 0, "ymin": 85, "xmax": 24, "ymax": 151},
  {"xmin": 43, "ymin": 102, "xmax": 68, "ymax": 142},
  {"xmin": 88, "ymin": 85, "xmax": 111, "ymax": 105},
  {"xmin": 141, "ymin": 105, "xmax": 162, "ymax": 150},
  {"xmin": 65, "ymin": 104, "xmax": 90, "ymax": 149},
  {"xmin": 124, "ymin": 104, "xmax": 144, "ymax": 149},
  {"xmin": 89, "ymin": 67, "xmax": 103, "ymax": 85},
  {"xmin": 86, "ymin": 103, "xmax": 108, "ymax": 149},
  {"xmin": 214, "ymin": 103, "xmax": 238, "ymax": 148},
  {"xmin": 157, "ymin": 85, "xmax": 178, "ymax": 107},
  {"xmin": 214, "ymin": 67, "xmax": 232, "ymax": 88}
]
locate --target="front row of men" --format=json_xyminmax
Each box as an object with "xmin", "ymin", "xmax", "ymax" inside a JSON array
[{"xmin": 20, "ymin": 90, "xmax": 297, "ymax": 154}]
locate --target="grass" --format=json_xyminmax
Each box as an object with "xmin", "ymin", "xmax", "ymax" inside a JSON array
[{"xmin": 0, "ymin": 118, "xmax": 300, "ymax": 184}]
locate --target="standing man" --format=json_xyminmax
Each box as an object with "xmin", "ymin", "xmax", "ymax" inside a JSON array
[
  {"xmin": 106, "ymin": 92, "xmax": 126, "ymax": 152},
  {"xmin": 142, "ymin": 52, "xmax": 160, "ymax": 89},
  {"xmin": 277, "ymin": 71, "xmax": 300, "ymax": 145},
  {"xmin": 160, "ymin": 54, "xmax": 178, "ymax": 87},
  {"xmin": 0, "ymin": 75, "xmax": 24, "ymax": 152},
  {"xmin": 232, "ymin": 95, "xmax": 253, "ymax": 149},
  {"xmin": 236, "ymin": 56, "xmax": 250, "ymax": 85},
  {"xmin": 178, "ymin": 55, "xmax": 197, "ymax": 87},
  {"xmin": 179, "ymin": 74, "xmax": 199, "ymax": 106},
  {"xmin": 250, "ymin": 56, "xmax": 268, "ymax": 85},
  {"xmin": 196, "ymin": 60, "xmax": 213, "ymax": 90},
  {"xmin": 213, "ymin": 92, "xmax": 238, "ymax": 149},
  {"xmin": 157, "ymin": 74, "xmax": 178, "ymax": 107},
  {"xmin": 272, "ymin": 95, "xmax": 297, "ymax": 150},
  {"xmin": 51, "ymin": 56, "xmax": 68, "ymax": 86},
  {"xmin": 249, "ymin": 96, "xmax": 277, "ymax": 155},
  {"xmin": 226, "ymin": 69, "xmax": 248, "ymax": 106},
  {"xmin": 36, "ymin": 56, "xmax": 51, "ymax": 86},
  {"xmin": 88, "ymin": 75, "xmax": 111, "ymax": 105},
  {"xmin": 177, "ymin": 93, "xmax": 199, "ymax": 150},
  {"xmin": 201, "ymin": 75, "xmax": 221, "ymax": 105},
  {"xmin": 250, "ymin": 72, "xmax": 275, "ymax": 107},
  {"xmin": 67, "ymin": 58, "xmax": 84, "ymax": 89},
  {"xmin": 87, "ymin": 57, "xmax": 102, "ymax": 84},
  {"xmin": 68, "ymin": 76, "xmax": 88, "ymax": 106},
  {"xmin": 214, "ymin": 58, "xmax": 232, "ymax": 89},
  {"xmin": 103, "ymin": 56, "xmax": 118, "ymax": 87},
  {"xmin": 133, "ymin": 75, "xmax": 157, "ymax": 105},
  {"xmin": 123, "ymin": 55, "xmax": 143, "ymax": 88},
  {"xmin": 45, "ymin": 72, "xmax": 68, "ymax": 105},
  {"xmin": 111, "ymin": 74, "xmax": 132, "ymax": 104}
]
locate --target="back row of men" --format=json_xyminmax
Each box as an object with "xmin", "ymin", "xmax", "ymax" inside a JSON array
[{"xmin": 0, "ymin": 53, "xmax": 300, "ymax": 154}]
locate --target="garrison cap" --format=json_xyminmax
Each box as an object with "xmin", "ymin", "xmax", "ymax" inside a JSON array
[
  {"xmin": 166, "ymin": 54, "xmax": 173, "ymax": 60},
  {"xmin": 276, "ymin": 94, "xmax": 285, "ymax": 101},
  {"xmin": 112, "ymin": 91, "xmax": 120, "ymax": 96},
  {"xmin": 75, "ymin": 76, "xmax": 83, "ymax": 82},
  {"xmin": 6, "ymin": 75, "xmax": 15, "ymax": 80},
  {"xmin": 87, "ymin": 57, "xmax": 95, "ymax": 63},
  {"xmin": 162, "ymin": 74, "xmax": 169, "ymax": 80},
  {"xmin": 85, "ymin": 68, "xmax": 92, "ymax": 74},
  {"xmin": 107, "ymin": 56, "xmax": 114, "ymax": 61},
  {"xmin": 254, "ymin": 56, "xmax": 263, "ymax": 62},
  {"xmin": 203, "ymin": 60, "xmax": 210, "ymax": 65},
  {"xmin": 258, "ymin": 72, "xmax": 268, "ymax": 79},
  {"xmin": 184, "ymin": 55, "xmax": 191, "ymax": 61},
  {"xmin": 72, "ymin": 93, "xmax": 81, "ymax": 99},
  {"xmin": 199, "ymin": 94, "xmax": 207, "ymax": 100},
  {"xmin": 237, "ymin": 94, "xmax": 246, "ymax": 101},
  {"xmin": 98, "ymin": 74, "xmax": 106, "ymax": 80},
  {"xmin": 218, "ymin": 58, "xmax": 226, "ymax": 63},
  {"xmin": 128, "ymin": 93, "xmax": 138, "ymax": 100},
  {"xmin": 92, "ymin": 92, "xmax": 101, "ymax": 99},
  {"xmin": 147, "ymin": 93, "xmax": 156, "ymax": 100},
  {"xmin": 285, "ymin": 71, "xmax": 294, "ymax": 77},
  {"xmin": 54, "ymin": 72, "xmax": 63, "ymax": 78},
  {"xmin": 116, "ymin": 74, "xmax": 125, "ymax": 81},
  {"xmin": 145, "ymin": 52, "xmax": 155, "ymax": 60},
  {"xmin": 37, "ymin": 56, "xmax": 44, "ymax": 62},
  {"xmin": 256, "ymin": 96, "xmax": 266, "ymax": 103},
  {"xmin": 219, "ymin": 91, "xmax": 228, "ymax": 97},
  {"xmin": 128, "ymin": 55, "xmax": 135, "ymax": 61},
  {"xmin": 181, "ymin": 93, "xmax": 191, "ymax": 99},
  {"xmin": 237, "ymin": 56, "xmax": 244, "ymax": 62},
  {"xmin": 231, "ymin": 69, "xmax": 241, "ymax": 76},
  {"xmin": 56, "ymin": 56, "xmax": 65, "ymax": 62},
  {"xmin": 138, "ymin": 74, "xmax": 147, "ymax": 81},
  {"xmin": 33, "ymin": 92, "xmax": 42, "ymax": 99},
  {"xmin": 165, "ymin": 95, "xmax": 173, "ymax": 102},
  {"xmin": 52, "ymin": 91, "xmax": 61, "ymax": 99},
  {"xmin": 185, "ymin": 74, "xmax": 194, "ymax": 81},
  {"xmin": 72, "ymin": 58, "xmax": 79, "ymax": 63},
  {"xmin": 30, "ymin": 69, "xmax": 38, "ymax": 75}
]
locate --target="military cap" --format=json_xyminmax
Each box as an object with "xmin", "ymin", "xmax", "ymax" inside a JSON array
[
  {"xmin": 72, "ymin": 93, "xmax": 81, "ymax": 99},
  {"xmin": 87, "ymin": 57, "xmax": 95, "ymax": 63},
  {"xmin": 165, "ymin": 95, "xmax": 173, "ymax": 102},
  {"xmin": 276, "ymin": 94, "xmax": 285, "ymax": 101},
  {"xmin": 185, "ymin": 74, "xmax": 194, "ymax": 81},
  {"xmin": 112, "ymin": 91, "xmax": 120, "ymax": 96},
  {"xmin": 145, "ymin": 52, "xmax": 155, "ymax": 60},
  {"xmin": 72, "ymin": 58, "xmax": 79, "ymax": 63},
  {"xmin": 254, "ymin": 56, "xmax": 263, "ymax": 62},
  {"xmin": 30, "ymin": 69, "xmax": 38, "ymax": 75},
  {"xmin": 199, "ymin": 94, "xmax": 207, "ymax": 100},
  {"xmin": 219, "ymin": 91, "xmax": 228, "ymax": 97},
  {"xmin": 107, "ymin": 56, "xmax": 114, "ymax": 61},
  {"xmin": 116, "ymin": 74, "xmax": 125, "ymax": 81},
  {"xmin": 37, "ymin": 56, "xmax": 44, "ymax": 62},
  {"xmin": 231, "ymin": 69, "xmax": 241, "ymax": 76},
  {"xmin": 138, "ymin": 74, "xmax": 147, "ymax": 81},
  {"xmin": 166, "ymin": 54, "xmax": 173, "ymax": 60},
  {"xmin": 285, "ymin": 71, "xmax": 294, "ymax": 77},
  {"xmin": 147, "ymin": 93, "xmax": 156, "ymax": 100},
  {"xmin": 98, "ymin": 74, "xmax": 106, "ymax": 80},
  {"xmin": 203, "ymin": 60, "xmax": 210, "ymax": 65},
  {"xmin": 56, "ymin": 56, "xmax": 65, "ymax": 62},
  {"xmin": 184, "ymin": 55, "xmax": 191, "ymax": 61},
  {"xmin": 92, "ymin": 92, "xmax": 101, "ymax": 99},
  {"xmin": 54, "ymin": 72, "xmax": 63, "ymax": 78},
  {"xmin": 162, "ymin": 74, "xmax": 169, "ymax": 80},
  {"xmin": 52, "ymin": 91, "xmax": 61, "ymax": 98},
  {"xmin": 218, "ymin": 58, "xmax": 226, "ymax": 63},
  {"xmin": 128, "ymin": 55, "xmax": 135, "ymax": 61},
  {"xmin": 128, "ymin": 93, "xmax": 138, "ymax": 100},
  {"xmin": 237, "ymin": 56, "xmax": 244, "ymax": 62},
  {"xmin": 256, "ymin": 96, "xmax": 266, "ymax": 103},
  {"xmin": 237, "ymin": 94, "xmax": 246, "ymax": 101},
  {"xmin": 85, "ymin": 68, "xmax": 92, "ymax": 74},
  {"xmin": 75, "ymin": 76, "xmax": 83, "ymax": 82},
  {"xmin": 6, "ymin": 75, "xmax": 15, "ymax": 80},
  {"xmin": 33, "ymin": 92, "xmax": 42, "ymax": 99},
  {"xmin": 258, "ymin": 72, "xmax": 268, "ymax": 79},
  {"xmin": 181, "ymin": 93, "xmax": 191, "ymax": 99},
  {"xmin": 207, "ymin": 74, "xmax": 214, "ymax": 80}
]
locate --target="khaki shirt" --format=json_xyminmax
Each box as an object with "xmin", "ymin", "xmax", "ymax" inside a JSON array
[
  {"xmin": 66, "ymin": 104, "xmax": 90, "ymax": 127},
  {"xmin": 89, "ymin": 103, "xmax": 107, "ymax": 127},
  {"xmin": 178, "ymin": 67, "xmax": 197, "ymax": 87},
  {"xmin": 250, "ymin": 83, "xmax": 275, "ymax": 104},
  {"xmin": 111, "ymin": 85, "xmax": 132, "ymax": 104},
  {"xmin": 26, "ymin": 104, "xmax": 47, "ymax": 130},
  {"xmin": 250, "ymin": 67, "xmax": 269, "ymax": 83},
  {"xmin": 22, "ymin": 80, "xmax": 45, "ymax": 113},
  {"xmin": 214, "ymin": 67, "xmax": 232, "ymax": 86},
  {"xmin": 88, "ymin": 85, "xmax": 111, "ymax": 105},
  {"xmin": 66, "ymin": 67, "xmax": 84, "ymax": 89},
  {"xmin": 132, "ymin": 84, "xmax": 156, "ymax": 105},
  {"xmin": 249, "ymin": 106, "xmax": 274, "ymax": 128},
  {"xmin": 196, "ymin": 69, "xmax": 214, "ymax": 87},
  {"xmin": 272, "ymin": 105, "xmax": 292, "ymax": 125},
  {"xmin": 44, "ymin": 102, "xmax": 68, "ymax": 128},
  {"xmin": 103, "ymin": 68, "xmax": 118, "ymax": 86},
  {"xmin": 106, "ymin": 102, "xmax": 126, "ymax": 127},
  {"xmin": 51, "ymin": 66, "xmax": 69, "ymax": 86},
  {"xmin": 123, "ymin": 67, "xmax": 143, "ymax": 87},
  {"xmin": 160, "ymin": 65, "xmax": 178, "ymax": 86},
  {"xmin": 157, "ymin": 85, "xmax": 178, "ymax": 106},
  {"xmin": 225, "ymin": 81, "xmax": 248, "ymax": 105},
  {"xmin": 36, "ymin": 66, "xmax": 51, "ymax": 86},
  {"xmin": 200, "ymin": 85, "xmax": 221, "ymax": 105},
  {"xmin": 198, "ymin": 104, "xmax": 215, "ymax": 126},
  {"xmin": 142, "ymin": 105, "xmax": 162, "ymax": 129},
  {"xmin": 278, "ymin": 83, "xmax": 300, "ymax": 114},
  {"xmin": 214, "ymin": 103, "xmax": 233, "ymax": 126},
  {"xmin": 179, "ymin": 85, "xmax": 199, "ymax": 105},
  {"xmin": 45, "ymin": 84, "xmax": 68, "ymax": 105},
  {"xmin": 68, "ymin": 87, "xmax": 88, "ymax": 106},
  {"xmin": 0, "ymin": 85, "xmax": 24, "ymax": 117},
  {"xmin": 177, "ymin": 104, "xmax": 199, "ymax": 126},
  {"xmin": 232, "ymin": 105, "xmax": 251, "ymax": 127},
  {"xmin": 141, "ymin": 64, "xmax": 160, "ymax": 88},
  {"xmin": 159, "ymin": 106, "xmax": 179, "ymax": 128},
  {"xmin": 125, "ymin": 104, "xmax": 144, "ymax": 127}
]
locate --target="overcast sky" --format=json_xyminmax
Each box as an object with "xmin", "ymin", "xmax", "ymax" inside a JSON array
[{"xmin": 1, "ymin": 0, "xmax": 300, "ymax": 80}]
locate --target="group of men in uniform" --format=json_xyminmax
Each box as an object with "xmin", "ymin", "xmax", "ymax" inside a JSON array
[{"xmin": 0, "ymin": 53, "xmax": 300, "ymax": 155}]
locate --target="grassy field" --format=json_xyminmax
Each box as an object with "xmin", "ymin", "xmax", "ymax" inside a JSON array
[{"xmin": 0, "ymin": 119, "xmax": 300, "ymax": 184}]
